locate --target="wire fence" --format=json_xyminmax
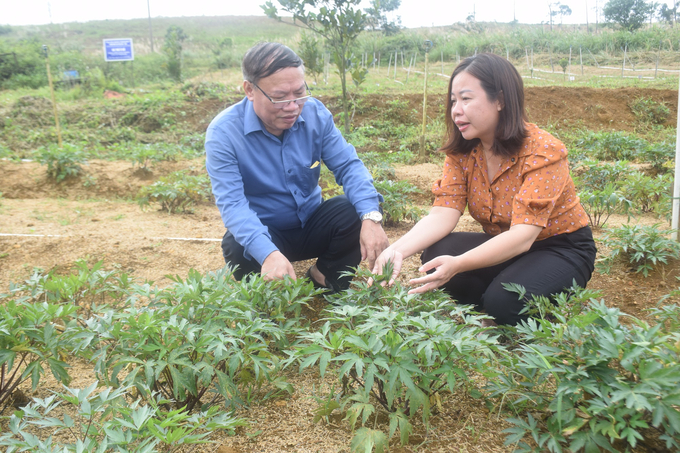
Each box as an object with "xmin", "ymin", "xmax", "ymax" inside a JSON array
[{"xmin": 316, "ymin": 46, "xmax": 680, "ymax": 86}]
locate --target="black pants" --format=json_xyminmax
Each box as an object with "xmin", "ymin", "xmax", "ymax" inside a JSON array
[
  {"xmin": 221, "ymin": 195, "xmax": 362, "ymax": 292},
  {"xmin": 421, "ymin": 227, "xmax": 597, "ymax": 326}
]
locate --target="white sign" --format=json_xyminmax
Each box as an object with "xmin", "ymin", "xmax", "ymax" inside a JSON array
[{"xmin": 103, "ymin": 39, "xmax": 134, "ymax": 62}]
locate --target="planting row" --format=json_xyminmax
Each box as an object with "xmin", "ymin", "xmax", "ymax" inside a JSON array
[{"xmin": 0, "ymin": 260, "xmax": 679, "ymax": 452}]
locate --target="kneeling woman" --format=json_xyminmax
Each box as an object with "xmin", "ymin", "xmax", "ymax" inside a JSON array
[{"xmin": 372, "ymin": 53, "xmax": 597, "ymax": 326}]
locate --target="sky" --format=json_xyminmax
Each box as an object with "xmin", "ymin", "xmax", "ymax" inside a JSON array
[{"xmin": 2, "ymin": 0, "xmax": 677, "ymax": 28}]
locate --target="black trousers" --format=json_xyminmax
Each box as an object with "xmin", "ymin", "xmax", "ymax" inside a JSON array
[
  {"xmin": 221, "ymin": 195, "xmax": 362, "ymax": 292},
  {"xmin": 421, "ymin": 226, "xmax": 597, "ymax": 326}
]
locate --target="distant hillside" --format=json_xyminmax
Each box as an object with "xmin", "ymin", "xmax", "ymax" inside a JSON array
[{"xmin": 0, "ymin": 16, "xmax": 302, "ymax": 55}]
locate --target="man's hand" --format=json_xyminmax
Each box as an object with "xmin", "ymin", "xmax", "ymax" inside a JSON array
[
  {"xmin": 261, "ymin": 251, "xmax": 296, "ymax": 281},
  {"xmin": 360, "ymin": 220, "xmax": 390, "ymax": 270}
]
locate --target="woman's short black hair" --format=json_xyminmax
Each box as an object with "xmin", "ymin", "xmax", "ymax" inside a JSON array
[
  {"xmin": 242, "ymin": 42, "xmax": 304, "ymax": 84},
  {"xmin": 441, "ymin": 53, "xmax": 528, "ymax": 158}
]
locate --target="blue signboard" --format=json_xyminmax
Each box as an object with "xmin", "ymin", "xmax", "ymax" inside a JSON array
[{"xmin": 103, "ymin": 39, "xmax": 134, "ymax": 62}]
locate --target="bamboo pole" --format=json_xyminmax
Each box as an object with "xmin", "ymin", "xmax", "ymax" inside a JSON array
[
  {"xmin": 420, "ymin": 41, "xmax": 433, "ymax": 162},
  {"xmin": 42, "ymin": 45, "xmax": 62, "ymax": 148},
  {"xmin": 672, "ymin": 71, "xmax": 680, "ymax": 240}
]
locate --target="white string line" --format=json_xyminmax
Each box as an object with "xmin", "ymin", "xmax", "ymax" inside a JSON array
[
  {"xmin": 151, "ymin": 237, "xmax": 222, "ymax": 242},
  {"xmin": 0, "ymin": 233, "xmax": 64, "ymax": 237},
  {"xmin": 0, "ymin": 233, "xmax": 221, "ymax": 242}
]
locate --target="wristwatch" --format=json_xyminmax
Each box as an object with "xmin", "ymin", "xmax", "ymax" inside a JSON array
[{"xmin": 361, "ymin": 211, "xmax": 383, "ymax": 223}]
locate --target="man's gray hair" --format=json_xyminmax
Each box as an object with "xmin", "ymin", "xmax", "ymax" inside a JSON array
[{"xmin": 242, "ymin": 42, "xmax": 304, "ymax": 84}]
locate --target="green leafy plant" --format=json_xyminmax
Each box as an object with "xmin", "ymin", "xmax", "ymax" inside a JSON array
[
  {"xmin": 578, "ymin": 183, "xmax": 631, "ymax": 228},
  {"xmin": 163, "ymin": 25, "xmax": 188, "ymax": 82},
  {"xmin": 572, "ymin": 131, "xmax": 647, "ymax": 162},
  {"xmin": 309, "ymin": 384, "xmax": 342, "ymax": 424},
  {"xmin": 297, "ymin": 31, "xmax": 324, "ymax": 84},
  {"xmin": 0, "ymin": 300, "xmax": 77, "ymax": 411},
  {"xmin": 572, "ymin": 159, "xmax": 630, "ymax": 192},
  {"xmin": 639, "ymin": 141, "xmax": 674, "ymax": 175},
  {"xmin": 374, "ymin": 180, "xmax": 425, "ymax": 225},
  {"xmin": 319, "ymin": 165, "xmax": 345, "ymax": 200},
  {"xmin": 598, "ymin": 223, "xmax": 680, "ymax": 277},
  {"xmin": 137, "ymin": 171, "xmax": 213, "ymax": 213},
  {"xmin": 291, "ymin": 268, "xmax": 499, "ymax": 448},
  {"xmin": 510, "ymin": 281, "xmax": 602, "ymax": 323},
  {"xmin": 128, "ymin": 145, "xmax": 169, "ymax": 172},
  {"xmin": 629, "ymin": 96, "xmax": 670, "ymax": 126},
  {"xmin": 558, "ymin": 57, "xmax": 568, "ymax": 80},
  {"xmin": 36, "ymin": 143, "xmax": 87, "ymax": 182},
  {"xmin": 6, "ymin": 259, "xmax": 136, "ymax": 316},
  {"xmin": 78, "ymin": 268, "xmax": 303, "ymax": 413},
  {"xmin": 494, "ymin": 301, "xmax": 680, "ymax": 453},
  {"xmin": 0, "ymin": 382, "xmax": 246, "ymax": 452},
  {"xmin": 619, "ymin": 171, "xmax": 672, "ymax": 214}
]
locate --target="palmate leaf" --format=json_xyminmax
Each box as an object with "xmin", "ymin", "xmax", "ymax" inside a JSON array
[
  {"xmin": 388, "ymin": 410, "xmax": 413, "ymax": 446},
  {"xmin": 344, "ymin": 393, "xmax": 375, "ymax": 429},
  {"xmin": 0, "ymin": 349, "xmax": 17, "ymax": 371},
  {"xmin": 46, "ymin": 357, "xmax": 71, "ymax": 385},
  {"xmin": 350, "ymin": 427, "xmax": 388, "ymax": 453},
  {"xmin": 312, "ymin": 400, "xmax": 340, "ymax": 423}
]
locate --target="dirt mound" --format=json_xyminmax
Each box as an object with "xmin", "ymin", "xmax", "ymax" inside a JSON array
[
  {"xmin": 2, "ymin": 86, "xmax": 675, "ymax": 201},
  {"xmin": 325, "ymin": 85, "xmax": 678, "ymax": 133},
  {"xmin": 0, "ymin": 159, "xmax": 206, "ymax": 200},
  {"xmin": 525, "ymin": 86, "xmax": 678, "ymax": 131}
]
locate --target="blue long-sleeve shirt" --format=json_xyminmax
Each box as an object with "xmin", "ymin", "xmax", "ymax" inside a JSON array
[{"xmin": 205, "ymin": 96, "xmax": 382, "ymax": 265}]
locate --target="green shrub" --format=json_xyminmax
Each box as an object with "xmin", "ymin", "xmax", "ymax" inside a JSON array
[
  {"xmin": 178, "ymin": 133, "xmax": 207, "ymax": 155},
  {"xmin": 6, "ymin": 259, "xmax": 135, "ymax": 316},
  {"xmin": 292, "ymin": 268, "xmax": 500, "ymax": 448},
  {"xmin": 572, "ymin": 131, "xmax": 647, "ymax": 161},
  {"xmin": 137, "ymin": 171, "xmax": 213, "ymax": 213},
  {"xmin": 0, "ymin": 143, "xmax": 12, "ymax": 159},
  {"xmin": 0, "ymin": 382, "xmax": 246, "ymax": 452},
  {"xmin": 639, "ymin": 141, "xmax": 675, "ymax": 175},
  {"xmin": 598, "ymin": 224, "xmax": 680, "ymax": 277},
  {"xmin": 578, "ymin": 183, "xmax": 631, "ymax": 228},
  {"xmin": 320, "ymin": 165, "xmax": 345, "ymax": 200},
  {"xmin": 128, "ymin": 143, "xmax": 184, "ymax": 170},
  {"xmin": 619, "ymin": 171, "xmax": 672, "ymax": 214},
  {"xmin": 573, "ymin": 159, "xmax": 630, "ymax": 192},
  {"xmin": 36, "ymin": 143, "xmax": 88, "ymax": 182},
  {"xmin": 495, "ymin": 300, "xmax": 680, "ymax": 453},
  {"xmin": 0, "ymin": 299, "xmax": 77, "ymax": 409},
  {"xmin": 181, "ymin": 81, "xmax": 228, "ymax": 99},
  {"xmin": 629, "ymin": 96, "xmax": 671, "ymax": 126},
  {"xmin": 78, "ymin": 268, "xmax": 305, "ymax": 412},
  {"xmin": 374, "ymin": 179, "xmax": 425, "ymax": 225}
]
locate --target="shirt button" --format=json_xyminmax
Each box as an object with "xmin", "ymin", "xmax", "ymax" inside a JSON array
[{"xmin": 288, "ymin": 169, "xmax": 292, "ymax": 173}]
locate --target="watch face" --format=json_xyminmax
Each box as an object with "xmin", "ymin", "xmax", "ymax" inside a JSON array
[{"xmin": 364, "ymin": 211, "xmax": 382, "ymax": 222}]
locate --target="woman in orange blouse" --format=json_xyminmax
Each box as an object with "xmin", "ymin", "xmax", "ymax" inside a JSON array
[{"xmin": 372, "ymin": 53, "xmax": 597, "ymax": 326}]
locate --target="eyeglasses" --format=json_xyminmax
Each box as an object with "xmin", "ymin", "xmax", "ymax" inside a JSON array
[{"xmin": 251, "ymin": 81, "xmax": 311, "ymax": 109}]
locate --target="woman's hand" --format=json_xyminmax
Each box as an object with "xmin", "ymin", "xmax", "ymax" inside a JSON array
[
  {"xmin": 368, "ymin": 249, "xmax": 404, "ymax": 287},
  {"xmin": 407, "ymin": 255, "xmax": 459, "ymax": 294}
]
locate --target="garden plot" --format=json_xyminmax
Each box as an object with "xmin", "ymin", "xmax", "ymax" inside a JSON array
[{"xmin": 0, "ymin": 86, "xmax": 679, "ymax": 452}]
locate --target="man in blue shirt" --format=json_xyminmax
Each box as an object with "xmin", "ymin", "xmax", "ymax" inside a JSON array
[{"xmin": 205, "ymin": 42, "xmax": 389, "ymax": 292}]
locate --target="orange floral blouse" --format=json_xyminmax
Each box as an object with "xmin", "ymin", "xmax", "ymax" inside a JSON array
[{"xmin": 432, "ymin": 123, "xmax": 588, "ymax": 240}]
